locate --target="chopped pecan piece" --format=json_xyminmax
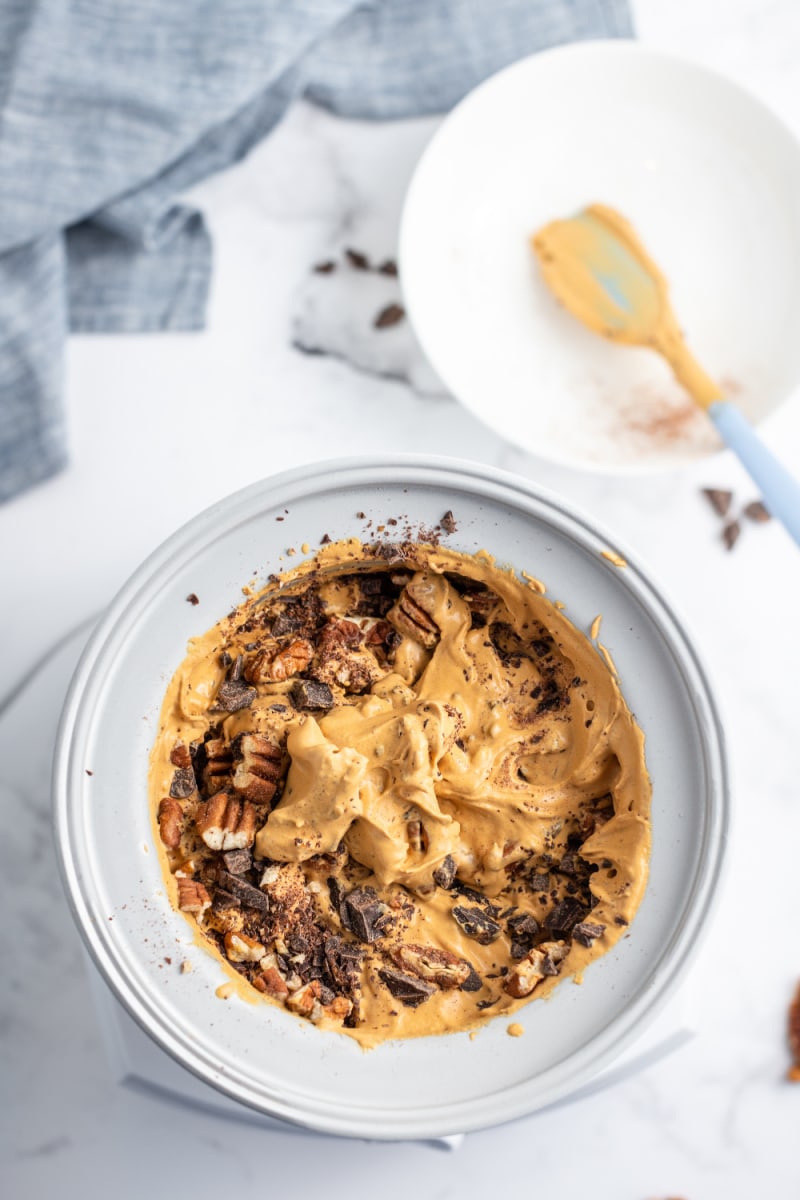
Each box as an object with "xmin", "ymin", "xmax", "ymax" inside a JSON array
[
  {"xmin": 177, "ymin": 877, "xmax": 211, "ymax": 916},
  {"xmin": 170, "ymin": 741, "xmax": 192, "ymax": 769},
  {"xmin": 157, "ymin": 797, "xmax": 183, "ymax": 849},
  {"xmin": 169, "ymin": 766, "xmax": 196, "ymax": 799},
  {"xmin": 224, "ymin": 931, "xmax": 266, "ymax": 963},
  {"xmin": 504, "ymin": 941, "xmax": 567, "ymax": 998},
  {"xmin": 378, "ymin": 967, "xmax": 436, "ymax": 1008},
  {"xmin": 387, "ymin": 578, "xmax": 440, "ymax": 648},
  {"xmin": 452, "ymin": 905, "xmax": 501, "ymax": 945},
  {"xmin": 202, "ymin": 736, "xmax": 233, "ymax": 796},
  {"xmin": 389, "ymin": 943, "xmax": 470, "ymax": 990},
  {"xmin": 231, "ymin": 733, "xmax": 283, "ymax": 805},
  {"xmin": 245, "ymin": 638, "xmax": 314, "ymax": 684},
  {"xmin": 286, "ymin": 979, "xmax": 323, "ymax": 1016},
  {"xmin": 254, "ymin": 966, "xmax": 290, "ymax": 999},
  {"xmin": 311, "ymin": 618, "xmax": 381, "ymax": 693},
  {"xmin": 195, "ymin": 792, "xmax": 256, "ymax": 851}
]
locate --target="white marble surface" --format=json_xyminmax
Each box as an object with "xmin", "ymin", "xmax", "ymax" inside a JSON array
[{"xmin": 3, "ymin": 1, "xmax": 800, "ymax": 1195}]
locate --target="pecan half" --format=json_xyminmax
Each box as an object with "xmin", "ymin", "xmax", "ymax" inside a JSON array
[
  {"xmin": 387, "ymin": 579, "xmax": 440, "ymax": 648},
  {"xmin": 157, "ymin": 797, "xmax": 183, "ymax": 849},
  {"xmin": 389, "ymin": 943, "xmax": 470, "ymax": 990},
  {"xmin": 177, "ymin": 877, "xmax": 211, "ymax": 916},
  {"xmin": 202, "ymin": 736, "xmax": 233, "ymax": 796},
  {"xmin": 195, "ymin": 792, "xmax": 256, "ymax": 850},
  {"xmin": 231, "ymin": 733, "xmax": 283, "ymax": 805},
  {"xmin": 224, "ymin": 931, "xmax": 266, "ymax": 963},
  {"xmin": 245, "ymin": 638, "xmax": 314, "ymax": 684}
]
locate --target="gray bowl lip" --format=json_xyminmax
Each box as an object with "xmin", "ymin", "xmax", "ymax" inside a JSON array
[{"xmin": 52, "ymin": 454, "xmax": 731, "ymax": 1139}]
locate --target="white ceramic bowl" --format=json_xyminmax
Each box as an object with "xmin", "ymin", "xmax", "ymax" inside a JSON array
[
  {"xmin": 54, "ymin": 457, "xmax": 729, "ymax": 1138},
  {"xmin": 400, "ymin": 41, "xmax": 800, "ymax": 473}
]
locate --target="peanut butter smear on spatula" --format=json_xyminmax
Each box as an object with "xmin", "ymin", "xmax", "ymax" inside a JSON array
[{"xmin": 531, "ymin": 204, "xmax": 723, "ymax": 409}]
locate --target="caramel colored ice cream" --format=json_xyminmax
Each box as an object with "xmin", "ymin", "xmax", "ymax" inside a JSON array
[{"xmin": 150, "ymin": 537, "xmax": 651, "ymax": 1047}]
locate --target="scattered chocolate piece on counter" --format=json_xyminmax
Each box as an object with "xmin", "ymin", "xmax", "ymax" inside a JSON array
[
  {"xmin": 440, "ymin": 510, "xmax": 457, "ymax": 534},
  {"xmin": 169, "ymin": 767, "xmax": 196, "ymax": 799},
  {"xmin": 452, "ymin": 905, "xmax": 502, "ymax": 945},
  {"xmin": 313, "ymin": 260, "xmax": 336, "ymax": 274},
  {"xmin": 701, "ymin": 488, "xmax": 733, "ymax": 517},
  {"xmin": 572, "ymin": 920, "xmax": 605, "ymax": 947},
  {"xmin": 744, "ymin": 499, "xmax": 771, "ymax": 524},
  {"xmin": 788, "ymin": 980, "xmax": 800, "ymax": 1082},
  {"xmin": 216, "ymin": 870, "xmax": 269, "ymax": 913},
  {"xmin": 291, "ymin": 678, "xmax": 335, "ymax": 710},
  {"xmin": 377, "ymin": 259, "xmax": 398, "ymax": 276},
  {"xmin": 433, "ymin": 854, "xmax": 457, "ymax": 889},
  {"xmin": 722, "ymin": 520, "xmax": 741, "ymax": 552},
  {"xmin": 378, "ymin": 967, "xmax": 436, "ymax": 1008},
  {"xmin": 222, "ymin": 848, "xmax": 252, "ymax": 875},
  {"xmin": 343, "ymin": 887, "xmax": 390, "ymax": 943},
  {"xmin": 373, "ymin": 302, "xmax": 405, "ymax": 330},
  {"xmin": 186, "ymin": 593, "xmax": 200, "ymax": 606},
  {"xmin": 345, "ymin": 248, "xmax": 370, "ymax": 271}
]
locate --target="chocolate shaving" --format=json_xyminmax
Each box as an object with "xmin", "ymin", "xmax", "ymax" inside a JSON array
[
  {"xmin": 433, "ymin": 854, "xmax": 456, "ymax": 889},
  {"xmin": 186, "ymin": 593, "xmax": 200, "ymax": 606},
  {"xmin": 313, "ymin": 260, "xmax": 336, "ymax": 274},
  {"xmin": 345, "ymin": 248, "xmax": 370, "ymax": 271},
  {"xmin": 291, "ymin": 678, "xmax": 335, "ymax": 710},
  {"xmin": 440, "ymin": 510, "xmax": 457, "ymax": 534},
  {"xmin": 701, "ymin": 487, "xmax": 733, "ymax": 517},
  {"xmin": 452, "ymin": 905, "xmax": 501, "ymax": 945},
  {"xmin": 373, "ymin": 303, "xmax": 405, "ymax": 330},
  {"xmin": 744, "ymin": 499, "xmax": 771, "ymax": 524},
  {"xmin": 342, "ymin": 887, "xmax": 389, "ymax": 944},
  {"xmin": 722, "ymin": 520, "xmax": 741, "ymax": 551},
  {"xmin": 378, "ymin": 967, "xmax": 436, "ymax": 1008},
  {"xmin": 169, "ymin": 767, "xmax": 196, "ymax": 799},
  {"xmin": 216, "ymin": 870, "xmax": 269, "ymax": 913},
  {"xmin": 377, "ymin": 259, "xmax": 398, "ymax": 277}
]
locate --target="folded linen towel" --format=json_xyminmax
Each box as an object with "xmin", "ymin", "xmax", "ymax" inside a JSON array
[{"xmin": 0, "ymin": 0, "xmax": 632, "ymax": 503}]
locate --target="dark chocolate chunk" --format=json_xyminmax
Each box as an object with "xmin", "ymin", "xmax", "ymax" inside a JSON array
[
  {"xmin": 545, "ymin": 898, "xmax": 587, "ymax": 939},
  {"xmin": 440, "ymin": 510, "xmax": 457, "ymax": 534},
  {"xmin": 451, "ymin": 905, "xmax": 501, "ymax": 945},
  {"xmin": 542, "ymin": 950, "xmax": 563, "ymax": 976},
  {"xmin": 216, "ymin": 870, "xmax": 269, "ymax": 913},
  {"xmin": 558, "ymin": 852, "xmax": 579, "ymax": 876},
  {"xmin": 450, "ymin": 880, "xmax": 500, "ymax": 916},
  {"xmin": 722, "ymin": 520, "xmax": 741, "ymax": 551},
  {"xmin": 571, "ymin": 920, "xmax": 606, "ymax": 947},
  {"xmin": 327, "ymin": 875, "xmax": 347, "ymax": 924},
  {"xmin": 460, "ymin": 963, "xmax": 483, "ymax": 992},
  {"xmin": 324, "ymin": 936, "xmax": 364, "ymax": 993},
  {"xmin": 291, "ymin": 678, "xmax": 335, "ymax": 710},
  {"xmin": 378, "ymin": 967, "xmax": 436, "ymax": 1008},
  {"xmin": 186, "ymin": 593, "xmax": 200, "ymax": 606},
  {"xmin": 530, "ymin": 873, "xmax": 550, "ymax": 892},
  {"xmin": 219, "ymin": 651, "xmax": 233, "ymax": 668},
  {"xmin": 222, "ymin": 848, "xmax": 252, "ymax": 875},
  {"xmin": 343, "ymin": 887, "xmax": 389, "ymax": 943},
  {"xmin": 744, "ymin": 499, "xmax": 771, "ymax": 523},
  {"xmin": 614, "ymin": 915, "xmax": 629, "ymax": 926},
  {"xmin": 373, "ymin": 303, "xmax": 405, "ymax": 329},
  {"xmin": 212, "ymin": 889, "xmax": 241, "ymax": 911},
  {"xmin": 506, "ymin": 912, "xmax": 539, "ymax": 957},
  {"xmin": 169, "ymin": 766, "xmax": 196, "ymax": 799},
  {"xmin": 377, "ymin": 259, "xmax": 398, "ymax": 277},
  {"xmin": 271, "ymin": 610, "xmax": 303, "ymax": 637},
  {"xmin": 318, "ymin": 984, "xmax": 336, "ymax": 1005},
  {"xmin": 701, "ymin": 487, "xmax": 733, "ymax": 517},
  {"xmin": 213, "ymin": 679, "xmax": 256, "ymax": 712},
  {"xmin": 345, "ymin": 248, "xmax": 370, "ymax": 270},
  {"xmin": 433, "ymin": 854, "xmax": 456, "ymax": 889}
]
